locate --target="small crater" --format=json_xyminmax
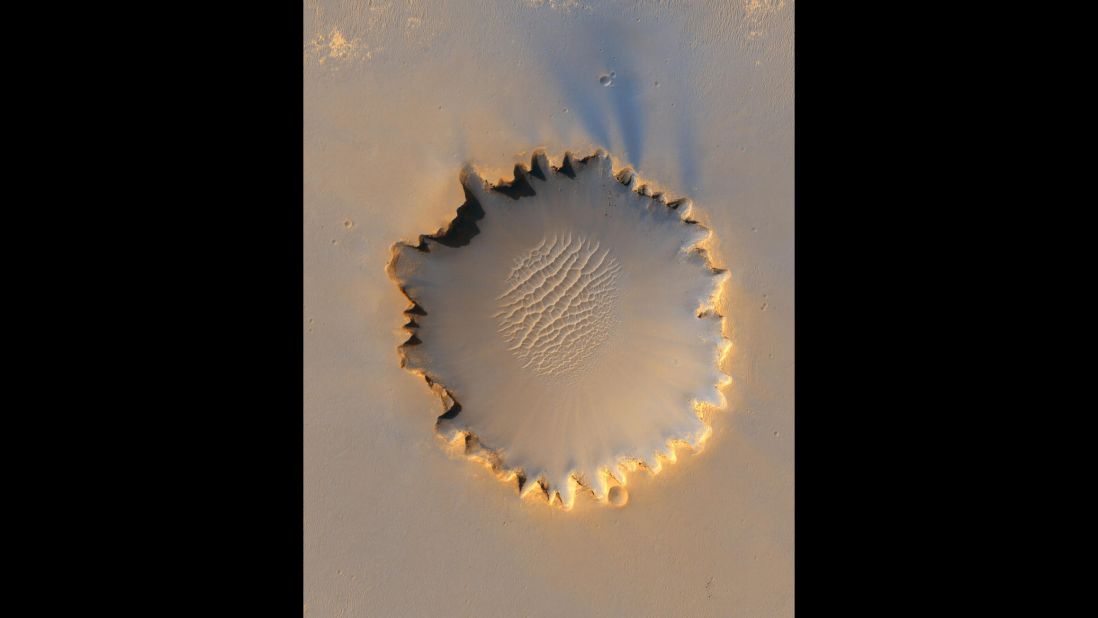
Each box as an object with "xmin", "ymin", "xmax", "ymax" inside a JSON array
[{"xmin": 607, "ymin": 485, "xmax": 628, "ymax": 507}]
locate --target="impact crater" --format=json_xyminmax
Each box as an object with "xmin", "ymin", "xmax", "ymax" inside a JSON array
[{"xmin": 386, "ymin": 150, "xmax": 730, "ymax": 509}]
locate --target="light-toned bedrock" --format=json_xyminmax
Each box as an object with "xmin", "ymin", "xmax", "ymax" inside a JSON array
[{"xmin": 387, "ymin": 150, "xmax": 731, "ymax": 509}]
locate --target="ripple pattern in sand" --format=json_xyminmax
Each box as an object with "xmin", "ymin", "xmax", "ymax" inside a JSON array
[{"xmin": 495, "ymin": 234, "xmax": 622, "ymax": 377}]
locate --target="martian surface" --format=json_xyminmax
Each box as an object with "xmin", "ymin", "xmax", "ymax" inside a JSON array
[{"xmin": 304, "ymin": 1, "xmax": 793, "ymax": 615}]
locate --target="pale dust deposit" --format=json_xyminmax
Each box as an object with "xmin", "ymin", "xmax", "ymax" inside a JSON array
[{"xmin": 304, "ymin": 0, "xmax": 793, "ymax": 615}]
